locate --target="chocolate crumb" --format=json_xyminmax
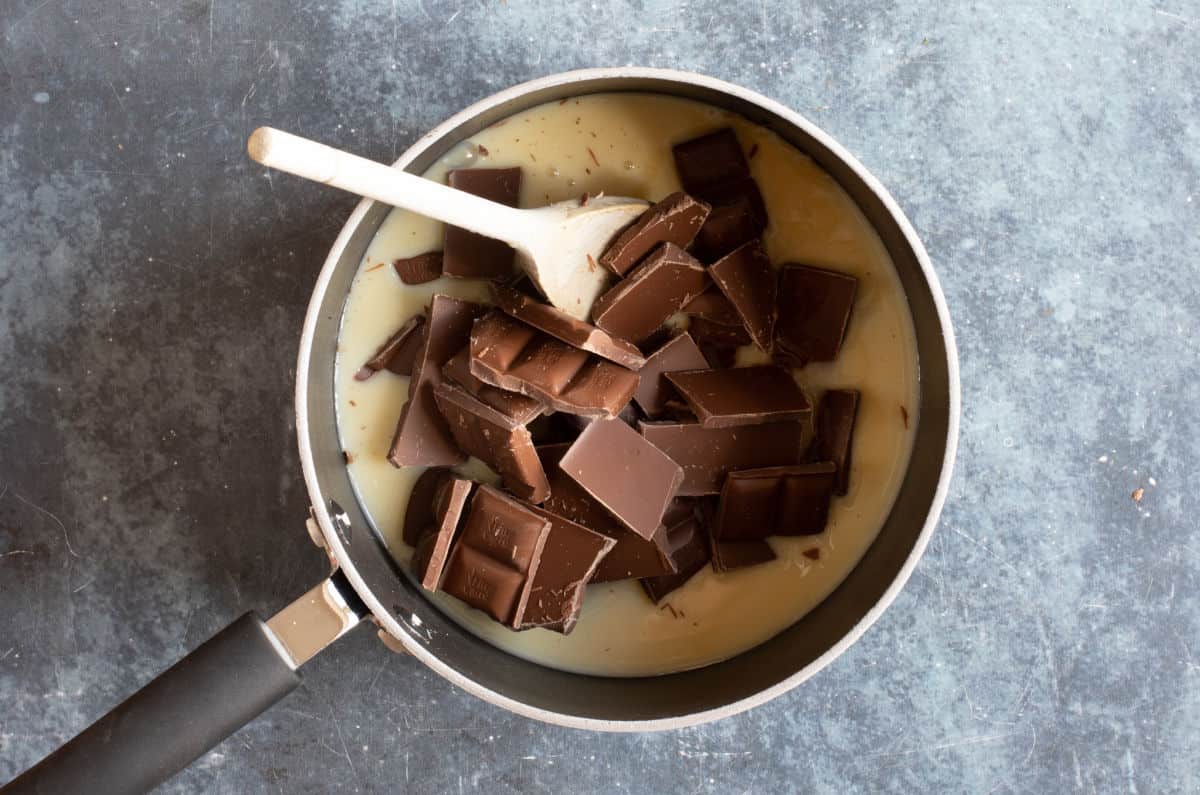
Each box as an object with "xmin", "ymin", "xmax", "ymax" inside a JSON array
[
  {"xmin": 477, "ymin": 144, "xmax": 490, "ymax": 157},
  {"xmin": 559, "ymin": 97, "xmax": 568, "ymax": 105},
  {"xmin": 660, "ymin": 602, "xmax": 680, "ymax": 619},
  {"xmin": 900, "ymin": 405, "xmax": 909, "ymax": 428},
  {"xmin": 587, "ymin": 147, "xmax": 600, "ymax": 167},
  {"xmin": 1132, "ymin": 487, "xmax": 1144, "ymax": 503},
  {"xmin": 364, "ymin": 262, "xmax": 386, "ymax": 272},
  {"xmin": 342, "ymin": 451, "xmax": 355, "ymax": 465},
  {"xmin": 585, "ymin": 167, "xmax": 592, "ymax": 175},
  {"xmin": 580, "ymin": 192, "xmax": 590, "ymax": 206},
  {"xmin": 748, "ymin": 143, "xmax": 759, "ymax": 159},
  {"xmin": 586, "ymin": 254, "xmax": 597, "ymax": 272},
  {"xmin": 349, "ymin": 400, "xmax": 357, "ymax": 407},
  {"xmin": 803, "ymin": 548, "xmax": 820, "ymax": 561}
]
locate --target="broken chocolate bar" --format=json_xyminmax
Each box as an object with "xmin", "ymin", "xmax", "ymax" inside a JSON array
[
  {"xmin": 713, "ymin": 463, "xmax": 837, "ymax": 540},
  {"xmin": 442, "ymin": 347, "xmax": 544, "ymax": 425},
  {"xmin": 433, "ymin": 381, "xmax": 550, "ymax": 503},
  {"xmin": 598, "ymin": 191, "xmax": 711, "ymax": 276},
  {"xmin": 631, "ymin": 332, "xmax": 710, "ymax": 417},
  {"xmin": 412, "ymin": 476, "xmax": 474, "ymax": 590},
  {"xmin": 491, "ymin": 283, "xmax": 646, "ymax": 369},
  {"xmin": 639, "ymin": 514, "xmax": 710, "ymax": 603},
  {"xmin": 708, "ymin": 240, "xmax": 776, "ymax": 351},
  {"xmin": 402, "ymin": 467, "xmax": 452, "ymax": 547},
  {"xmin": 672, "ymin": 129, "xmax": 750, "ymax": 195},
  {"xmin": 443, "ymin": 168, "xmax": 522, "ymax": 279},
  {"xmin": 389, "ymin": 295, "xmax": 486, "ymax": 468},
  {"xmin": 665, "ymin": 365, "xmax": 811, "ymax": 429},
  {"xmin": 591, "ymin": 243, "xmax": 710, "ymax": 344},
  {"xmin": 469, "ymin": 311, "xmax": 638, "ymax": 418},
  {"xmin": 516, "ymin": 503, "xmax": 615, "ymax": 633},
  {"xmin": 775, "ymin": 264, "xmax": 858, "ymax": 363},
  {"xmin": 393, "ymin": 252, "xmax": 443, "ymax": 285},
  {"xmin": 558, "ymin": 417, "xmax": 684, "ymax": 541},
  {"xmin": 354, "ymin": 315, "xmax": 426, "ymax": 380},
  {"xmin": 811, "ymin": 389, "xmax": 860, "ymax": 495},
  {"xmin": 638, "ymin": 420, "xmax": 806, "ymax": 495}
]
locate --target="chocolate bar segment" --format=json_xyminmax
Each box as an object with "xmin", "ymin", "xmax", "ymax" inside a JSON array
[
  {"xmin": 683, "ymin": 287, "xmax": 742, "ymax": 326},
  {"xmin": 393, "ymin": 252, "xmax": 443, "ymax": 285},
  {"xmin": 639, "ymin": 514, "xmax": 710, "ymax": 603},
  {"xmin": 591, "ymin": 243, "xmax": 710, "ymax": 344},
  {"xmin": 402, "ymin": 467, "xmax": 452, "ymax": 547},
  {"xmin": 711, "ymin": 538, "xmax": 776, "ymax": 572},
  {"xmin": 631, "ymin": 333, "xmax": 710, "ymax": 417},
  {"xmin": 598, "ymin": 192, "xmax": 711, "ymax": 276},
  {"xmin": 516, "ymin": 503, "xmax": 616, "ymax": 634},
  {"xmin": 440, "ymin": 545, "xmax": 527, "ymax": 624},
  {"xmin": 412, "ymin": 476, "xmax": 474, "ymax": 590},
  {"xmin": 389, "ymin": 295, "xmax": 486, "ymax": 467},
  {"xmin": 708, "ymin": 240, "xmax": 776, "ymax": 351},
  {"xmin": 443, "ymin": 168, "xmax": 522, "ymax": 279},
  {"xmin": 433, "ymin": 381, "xmax": 549, "ymax": 503},
  {"xmin": 775, "ymin": 264, "xmax": 858, "ymax": 363},
  {"xmin": 491, "ymin": 283, "xmax": 646, "ymax": 370},
  {"xmin": 714, "ymin": 463, "xmax": 837, "ymax": 540},
  {"xmin": 811, "ymin": 389, "xmax": 860, "ymax": 495},
  {"xmin": 672, "ymin": 129, "xmax": 750, "ymax": 195},
  {"xmin": 638, "ymin": 420, "xmax": 806, "ymax": 495},
  {"xmin": 442, "ymin": 347, "xmax": 544, "ymax": 425},
  {"xmin": 354, "ymin": 315, "xmax": 426, "ymax": 380},
  {"xmin": 469, "ymin": 311, "xmax": 638, "ymax": 418},
  {"xmin": 558, "ymin": 417, "xmax": 684, "ymax": 541},
  {"xmin": 665, "ymin": 365, "xmax": 811, "ymax": 429}
]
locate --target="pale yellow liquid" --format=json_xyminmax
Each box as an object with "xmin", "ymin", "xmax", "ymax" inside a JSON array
[{"xmin": 335, "ymin": 94, "xmax": 918, "ymax": 677}]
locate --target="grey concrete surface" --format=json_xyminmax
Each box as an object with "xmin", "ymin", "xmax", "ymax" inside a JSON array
[{"xmin": 2, "ymin": 1, "xmax": 1198, "ymax": 792}]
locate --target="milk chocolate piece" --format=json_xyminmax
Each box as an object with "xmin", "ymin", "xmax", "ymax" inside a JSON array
[
  {"xmin": 591, "ymin": 243, "xmax": 710, "ymax": 344},
  {"xmin": 402, "ymin": 467, "xmax": 452, "ymax": 547},
  {"xmin": 491, "ymin": 283, "xmax": 646, "ymax": 370},
  {"xmin": 639, "ymin": 515, "xmax": 710, "ymax": 603},
  {"xmin": 694, "ymin": 184, "xmax": 768, "ymax": 261},
  {"xmin": 558, "ymin": 417, "xmax": 684, "ymax": 541},
  {"xmin": 665, "ymin": 366, "xmax": 811, "ymax": 429},
  {"xmin": 516, "ymin": 504, "xmax": 615, "ymax": 633},
  {"xmin": 709, "ymin": 241, "xmax": 776, "ymax": 351},
  {"xmin": 442, "ymin": 347, "xmax": 544, "ymax": 425},
  {"xmin": 440, "ymin": 545, "xmax": 527, "ymax": 624},
  {"xmin": 631, "ymin": 333, "xmax": 710, "ymax": 417},
  {"xmin": 683, "ymin": 287, "xmax": 742, "ymax": 326},
  {"xmin": 714, "ymin": 463, "xmax": 837, "ymax": 540},
  {"xmin": 433, "ymin": 381, "xmax": 549, "ymax": 503},
  {"xmin": 389, "ymin": 295, "xmax": 486, "ymax": 467},
  {"xmin": 412, "ymin": 476, "xmax": 474, "ymax": 590},
  {"xmin": 598, "ymin": 192, "xmax": 711, "ymax": 276},
  {"xmin": 672, "ymin": 129, "xmax": 750, "ymax": 194},
  {"xmin": 811, "ymin": 389, "xmax": 860, "ymax": 495},
  {"xmin": 393, "ymin": 252, "xmax": 443, "ymax": 285},
  {"xmin": 775, "ymin": 264, "xmax": 858, "ymax": 363},
  {"xmin": 538, "ymin": 444, "xmax": 675, "ymax": 582},
  {"xmin": 710, "ymin": 538, "xmax": 776, "ymax": 572},
  {"xmin": 354, "ymin": 315, "xmax": 426, "ymax": 380},
  {"xmin": 469, "ymin": 311, "xmax": 638, "ymax": 418},
  {"xmin": 638, "ymin": 420, "xmax": 806, "ymax": 495},
  {"xmin": 443, "ymin": 168, "xmax": 522, "ymax": 279}
]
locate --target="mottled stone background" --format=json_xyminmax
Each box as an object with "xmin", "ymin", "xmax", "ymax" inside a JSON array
[{"xmin": 1, "ymin": 0, "xmax": 1197, "ymax": 792}]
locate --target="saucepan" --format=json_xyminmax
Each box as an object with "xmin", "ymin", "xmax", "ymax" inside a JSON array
[{"xmin": 5, "ymin": 67, "xmax": 960, "ymax": 794}]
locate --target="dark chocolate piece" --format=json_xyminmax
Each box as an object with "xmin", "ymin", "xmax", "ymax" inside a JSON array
[
  {"xmin": 591, "ymin": 243, "xmax": 710, "ymax": 344},
  {"xmin": 558, "ymin": 417, "xmax": 684, "ymax": 541},
  {"xmin": 469, "ymin": 311, "xmax": 639, "ymax": 418},
  {"xmin": 714, "ymin": 462, "xmax": 837, "ymax": 540},
  {"xmin": 433, "ymin": 381, "xmax": 549, "ymax": 503},
  {"xmin": 443, "ymin": 168, "xmax": 522, "ymax": 279},
  {"xmin": 412, "ymin": 476, "xmax": 474, "ymax": 590},
  {"xmin": 709, "ymin": 241, "xmax": 776, "ymax": 351},
  {"xmin": 665, "ymin": 366, "xmax": 811, "ymax": 429},
  {"xmin": 638, "ymin": 420, "xmax": 806, "ymax": 495},
  {"xmin": 683, "ymin": 286, "xmax": 742, "ymax": 326},
  {"xmin": 811, "ymin": 389, "xmax": 859, "ymax": 495},
  {"xmin": 672, "ymin": 129, "xmax": 750, "ymax": 195},
  {"xmin": 775, "ymin": 264, "xmax": 858, "ymax": 363},
  {"xmin": 710, "ymin": 538, "xmax": 776, "ymax": 572},
  {"xmin": 639, "ymin": 514, "xmax": 710, "ymax": 603},
  {"xmin": 402, "ymin": 467, "xmax": 452, "ymax": 547},
  {"xmin": 354, "ymin": 315, "xmax": 426, "ymax": 380},
  {"xmin": 516, "ymin": 503, "xmax": 615, "ymax": 633},
  {"xmin": 631, "ymin": 333, "xmax": 710, "ymax": 417},
  {"xmin": 491, "ymin": 283, "xmax": 646, "ymax": 370},
  {"xmin": 688, "ymin": 315, "xmax": 752, "ymax": 350},
  {"xmin": 442, "ymin": 347, "xmax": 544, "ymax": 425},
  {"xmin": 598, "ymin": 192, "xmax": 711, "ymax": 276},
  {"xmin": 389, "ymin": 295, "xmax": 486, "ymax": 467},
  {"xmin": 393, "ymin": 252, "xmax": 444, "ymax": 285},
  {"xmin": 694, "ymin": 186, "xmax": 768, "ymax": 261}
]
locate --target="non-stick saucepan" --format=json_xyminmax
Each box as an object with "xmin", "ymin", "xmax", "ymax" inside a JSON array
[{"xmin": 5, "ymin": 68, "xmax": 960, "ymax": 794}]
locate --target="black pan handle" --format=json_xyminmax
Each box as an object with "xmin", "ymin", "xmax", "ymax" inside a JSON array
[{"xmin": 4, "ymin": 573, "xmax": 365, "ymax": 795}]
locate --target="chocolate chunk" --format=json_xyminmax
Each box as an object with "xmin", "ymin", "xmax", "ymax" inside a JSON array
[
  {"xmin": 811, "ymin": 389, "xmax": 860, "ymax": 496},
  {"xmin": 775, "ymin": 264, "xmax": 858, "ymax": 363},
  {"xmin": 672, "ymin": 129, "xmax": 750, "ymax": 195},
  {"xmin": 432, "ymin": 381, "xmax": 549, "ymax": 503},
  {"xmin": 598, "ymin": 192, "xmax": 711, "ymax": 276},
  {"xmin": 442, "ymin": 347, "xmax": 544, "ymax": 424},
  {"xmin": 710, "ymin": 538, "xmax": 776, "ymax": 572},
  {"xmin": 354, "ymin": 315, "xmax": 426, "ymax": 380},
  {"xmin": 393, "ymin": 252, "xmax": 443, "ymax": 285},
  {"xmin": 694, "ymin": 186, "xmax": 768, "ymax": 261},
  {"xmin": 469, "ymin": 311, "xmax": 639, "ymax": 418},
  {"xmin": 491, "ymin": 283, "xmax": 646, "ymax": 370},
  {"xmin": 412, "ymin": 476, "xmax": 474, "ymax": 590},
  {"xmin": 638, "ymin": 420, "xmax": 806, "ymax": 495},
  {"xmin": 516, "ymin": 503, "xmax": 615, "ymax": 634},
  {"xmin": 665, "ymin": 366, "xmax": 811, "ymax": 429},
  {"xmin": 538, "ymin": 444, "xmax": 675, "ymax": 582},
  {"xmin": 402, "ymin": 467, "xmax": 452, "ymax": 547},
  {"xmin": 683, "ymin": 286, "xmax": 742, "ymax": 326},
  {"xmin": 558, "ymin": 417, "xmax": 684, "ymax": 541},
  {"xmin": 591, "ymin": 243, "xmax": 710, "ymax": 344},
  {"xmin": 714, "ymin": 463, "xmax": 837, "ymax": 540},
  {"xmin": 631, "ymin": 332, "xmax": 710, "ymax": 417},
  {"xmin": 709, "ymin": 241, "xmax": 776, "ymax": 351},
  {"xmin": 688, "ymin": 315, "xmax": 752, "ymax": 349},
  {"xmin": 441, "ymin": 485, "xmax": 552, "ymax": 623},
  {"xmin": 443, "ymin": 168, "xmax": 522, "ymax": 279},
  {"xmin": 639, "ymin": 514, "xmax": 710, "ymax": 603},
  {"xmin": 389, "ymin": 295, "xmax": 486, "ymax": 467}
]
